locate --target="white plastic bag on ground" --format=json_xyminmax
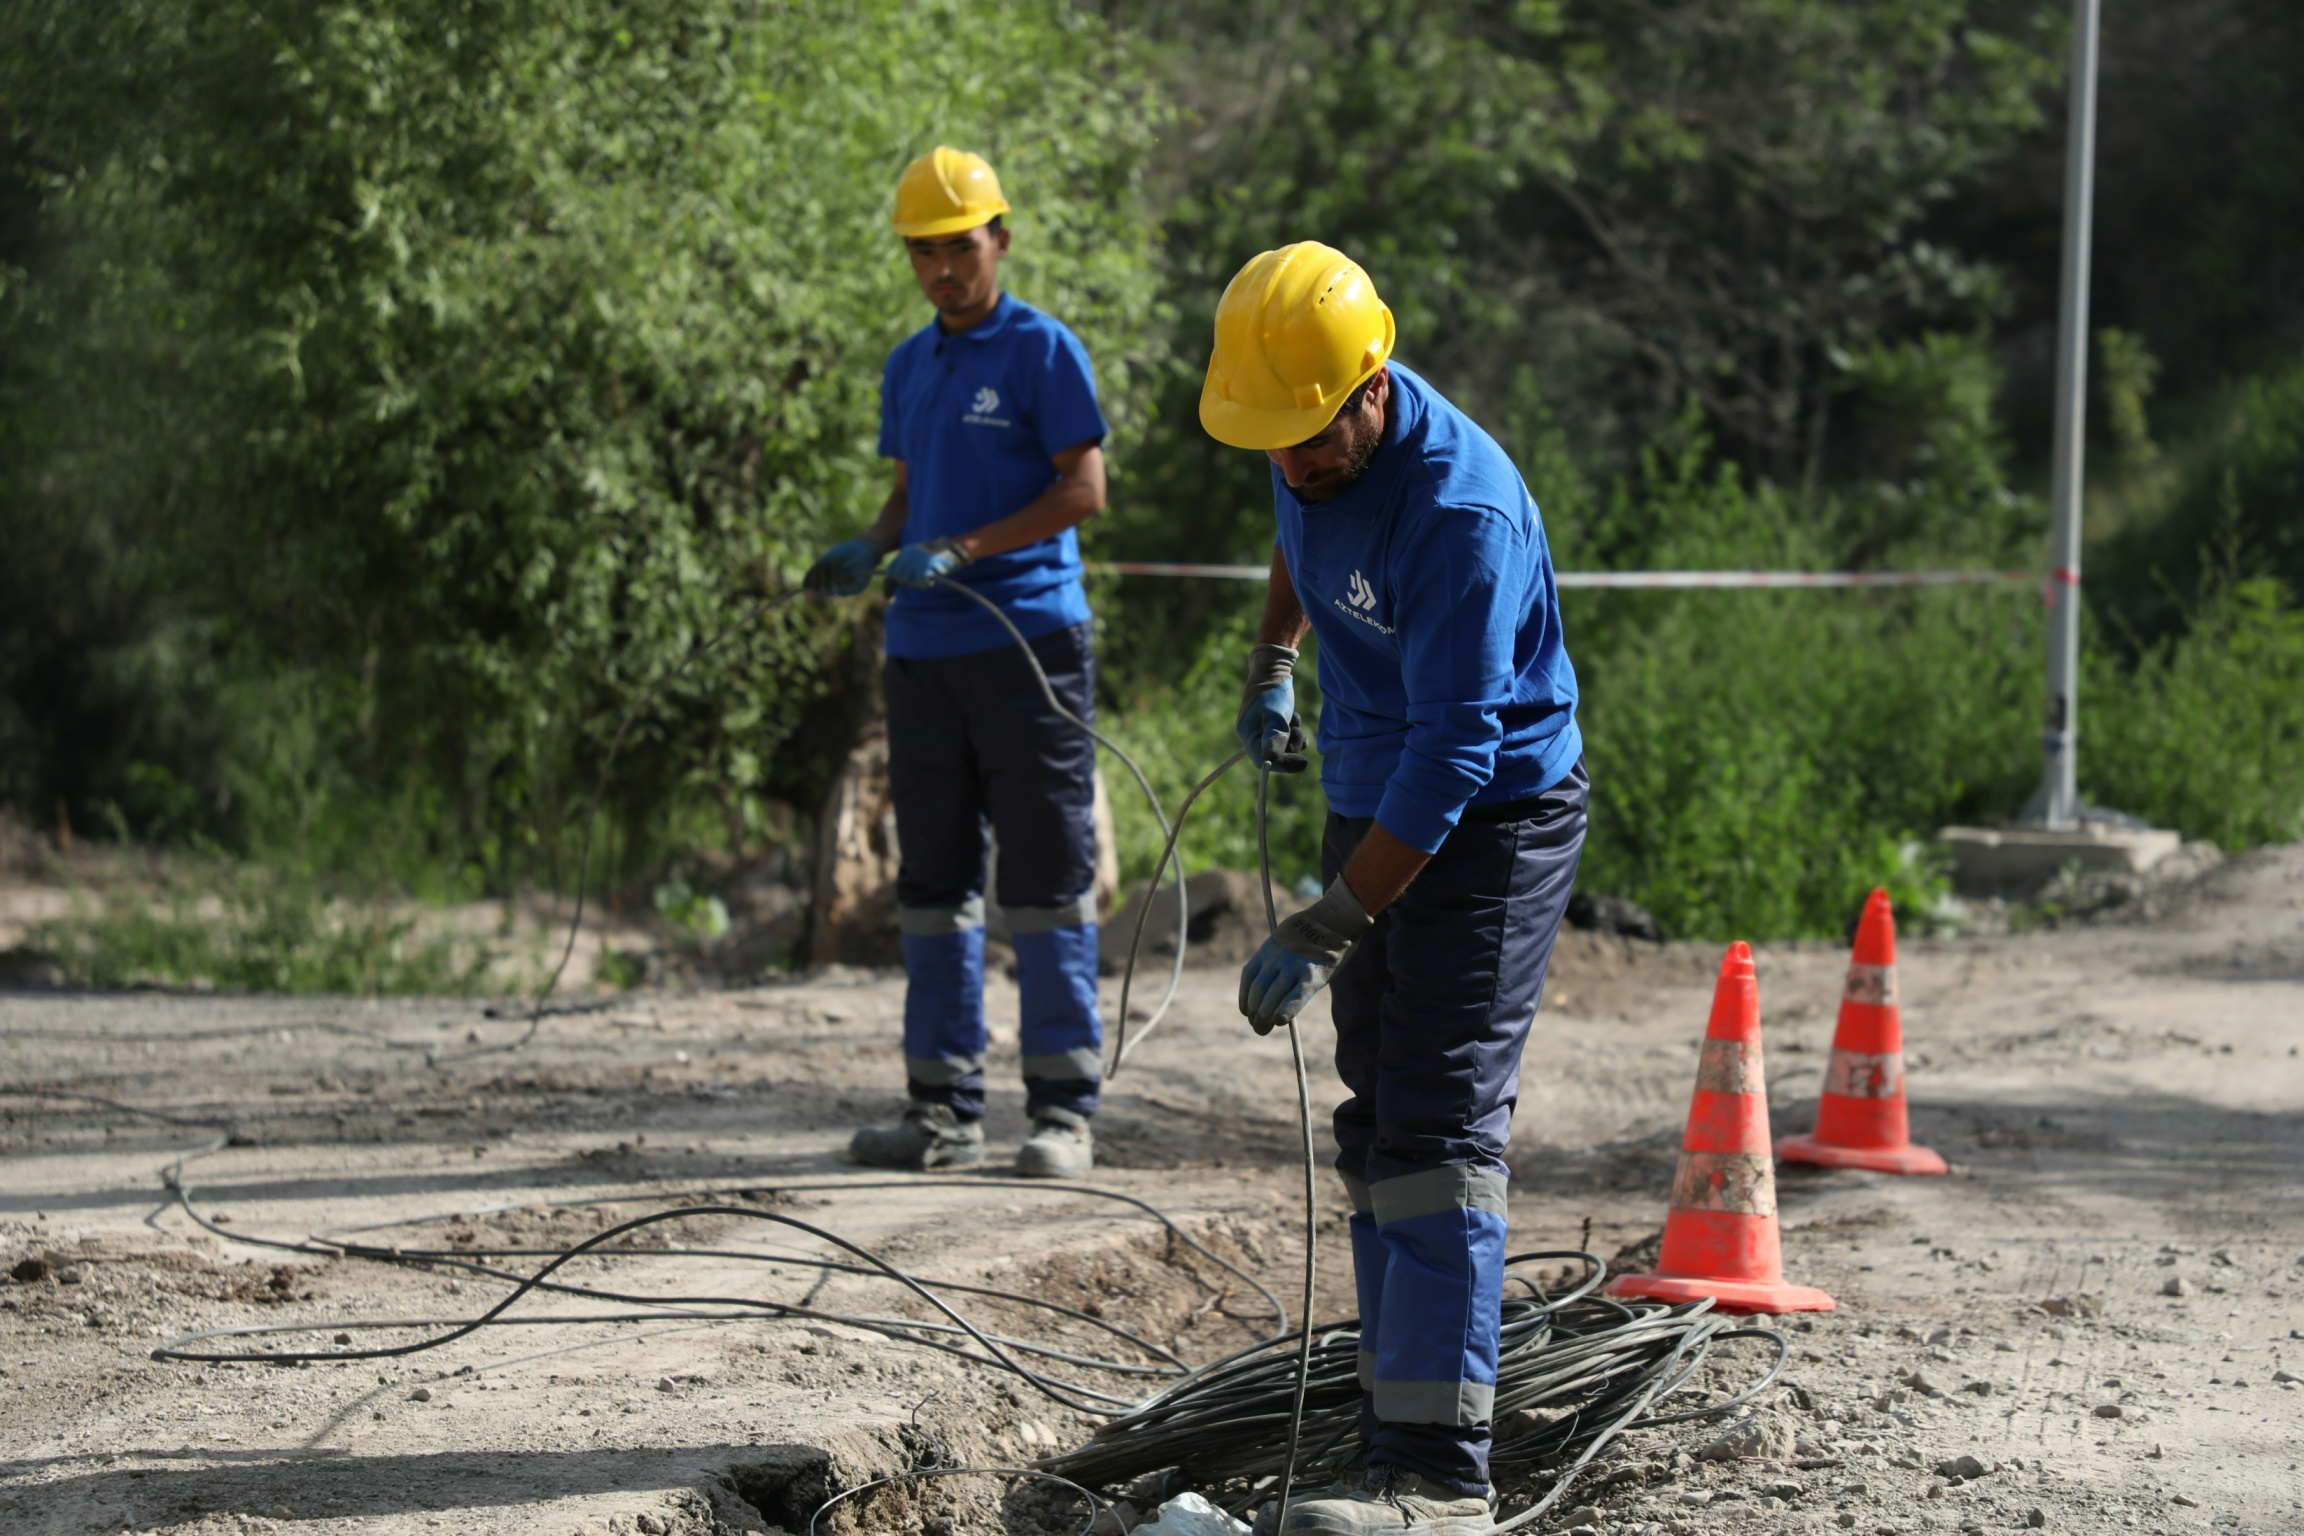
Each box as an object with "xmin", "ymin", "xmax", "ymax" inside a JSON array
[{"xmin": 1132, "ymin": 1490, "xmax": 1251, "ymax": 1536}]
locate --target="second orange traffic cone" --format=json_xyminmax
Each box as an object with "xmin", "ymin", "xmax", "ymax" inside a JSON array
[
  {"xmin": 1776, "ymin": 888, "xmax": 1947, "ymax": 1177},
  {"xmin": 1608, "ymin": 942, "xmax": 1834, "ymax": 1315}
]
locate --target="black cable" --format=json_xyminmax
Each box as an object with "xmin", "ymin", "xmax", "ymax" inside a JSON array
[
  {"xmin": 924, "ymin": 575, "xmax": 1199, "ymax": 1057},
  {"xmin": 128, "ymin": 1104, "xmax": 1288, "ymax": 1406},
  {"xmin": 809, "ymin": 1466, "xmax": 1104, "ymax": 1536},
  {"xmin": 1257, "ymin": 762, "xmax": 1320, "ymax": 1526}
]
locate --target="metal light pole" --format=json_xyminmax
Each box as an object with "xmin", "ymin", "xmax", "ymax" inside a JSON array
[{"xmin": 2032, "ymin": 0, "xmax": 2102, "ymax": 829}]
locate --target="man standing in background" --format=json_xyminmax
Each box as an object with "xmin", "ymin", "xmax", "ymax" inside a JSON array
[
  {"xmin": 1205, "ymin": 243, "xmax": 1587, "ymax": 1535},
  {"xmin": 804, "ymin": 147, "xmax": 1109, "ymax": 1178}
]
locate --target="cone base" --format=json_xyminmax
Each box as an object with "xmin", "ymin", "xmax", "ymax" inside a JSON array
[
  {"xmin": 1606, "ymin": 1270, "xmax": 1837, "ymax": 1315},
  {"xmin": 1776, "ymin": 1132, "xmax": 1948, "ymax": 1177}
]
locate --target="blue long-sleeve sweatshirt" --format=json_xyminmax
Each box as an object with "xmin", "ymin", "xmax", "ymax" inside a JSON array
[{"xmin": 1273, "ymin": 363, "xmax": 1582, "ymax": 854}]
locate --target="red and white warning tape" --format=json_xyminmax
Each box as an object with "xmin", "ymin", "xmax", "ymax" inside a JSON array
[{"xmin": 1089, "ymin": 562, "xmax": 2035, "ymax": 589}]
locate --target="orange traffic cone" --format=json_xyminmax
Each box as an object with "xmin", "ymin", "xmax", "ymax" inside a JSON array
[
  {"xmin": 1776, "ymin": 888, "xmax": 1948, "ymax": 1177},
  {"xmin": 1608, "ymin": 942, "xmax": 1835, "ymax": 1315}
]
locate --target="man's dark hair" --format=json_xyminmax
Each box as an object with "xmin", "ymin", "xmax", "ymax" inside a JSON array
[
  {"xmin": 1335, "ymin": 371, "xmax": 1376, "ymax": 422},
  {"xmin": 983, "ymin": 214, "xmax": 1004, "ymax": 237}
]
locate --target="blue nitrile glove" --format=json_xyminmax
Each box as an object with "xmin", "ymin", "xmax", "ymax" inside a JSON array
[
  {"xmin": 884, "ymin": 537, "xmax": 973, "ymax": 589},
  {"xmin": 804, "ymin": 537, "xmax": 882, "ymax": 598},
  {"xmin": 1236, "ymin": 642, "xmax": 1306, "ymax": 772},
  {"xmin": 1238, "ymin": 875, "xmax": 1373, "ymax": 1035}
]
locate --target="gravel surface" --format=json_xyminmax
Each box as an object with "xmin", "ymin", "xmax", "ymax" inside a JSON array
[{"xmin": 3, "ymin": 844, "xmax": 2300, "ymax": 1535}]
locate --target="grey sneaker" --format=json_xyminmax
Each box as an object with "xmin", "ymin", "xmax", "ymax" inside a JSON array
[
  {"xmin": 1014, "ymin": 1109, "xmax": 1093, "ymax": 1178},
  {"xmin": 1277, "ymin": 1466, "xmax": 1492, "ymax": 1536},
  {"xmin": 848, "ymin": 1102, "xmax": 985, "ymax": 1170}
]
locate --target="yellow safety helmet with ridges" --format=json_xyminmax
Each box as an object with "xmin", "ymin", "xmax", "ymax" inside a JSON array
[
  {"xmin": 1199, "ymin": 242, "xmax": 1396, "ymax": 450},
  {"xmin": 891, "ymin": 146, "xmax": 1012, "ymax": 239}
]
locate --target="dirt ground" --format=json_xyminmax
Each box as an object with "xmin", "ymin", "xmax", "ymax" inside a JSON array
[{"xmin": 2, "ymin": 844, "xmax": 2300, "ymax": 1536}]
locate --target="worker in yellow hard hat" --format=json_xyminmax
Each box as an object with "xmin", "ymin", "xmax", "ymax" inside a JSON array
[
  {"xmin": 1204, "ymin": 243, "xmax": 1588, "ymax": 1535},
  {"xmin": 803, "ymin": 147, "xmax": 1111, "ymax": 1181}
]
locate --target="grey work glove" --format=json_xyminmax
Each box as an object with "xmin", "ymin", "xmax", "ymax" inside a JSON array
[
  {"xmin": 1238, "ymin": 875, "xmax": 1373, "ymax": 1034},
  {"xmin": 1237, "ymin": 641, "xmax": 1308, "ymax": 773}
]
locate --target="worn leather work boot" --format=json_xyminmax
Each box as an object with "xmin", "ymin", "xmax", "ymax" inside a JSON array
[
  {"xmin": 848, "ymin": 1102, "xmax": 985, "ymax": 1170},
  {"xmin": 1014, "ymin": 1107, "xmax": 1093, "ymax": 1178},
  {"xmin": 1276, "ymin": 1465, "xmax": 1493, "ymax": 1536}
]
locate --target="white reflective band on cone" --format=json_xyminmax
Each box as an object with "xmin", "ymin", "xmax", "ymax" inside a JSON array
[
  {"xmin": 1842, "ymin": 961, "xmax": 1898, "ymax": 1006},
  {"xmin": 1822, "ymin": 1049, "xmax": 1906, "ymax": 1100},
  {"xmin": 1668, "ymin": 1151, "xmax": 1778, "ymax": 1216}
]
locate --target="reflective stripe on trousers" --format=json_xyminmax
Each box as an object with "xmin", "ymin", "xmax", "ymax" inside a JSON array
[{"xmin": 1351, "ymin": 1164, "xmax": 1509, "ymax": 1426}]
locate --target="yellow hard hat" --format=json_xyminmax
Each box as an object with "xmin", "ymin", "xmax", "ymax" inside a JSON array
[
  {"xmin": 891, "ymin": 146, "xmax": 1011, "ymax": 239},
  {"xmin": 1199, "ymin": 242, "xmax": 1396, "ymax": 450}
]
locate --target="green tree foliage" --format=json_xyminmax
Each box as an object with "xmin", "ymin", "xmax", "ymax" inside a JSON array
[
  {"xmin": 1096, "ymin": 0, "xmax": 2061, "ymax": 688},
  {"xmin": 0, "ymin": 0, "xmax": 1159, "ymax": 884},
  {"xmin": 4, "ymin": 0, "xmax": 2302, "ymax": 963},
  {"xmin": 2095, "ymin": 358, "xmax": 2304, "ymax": 653}
]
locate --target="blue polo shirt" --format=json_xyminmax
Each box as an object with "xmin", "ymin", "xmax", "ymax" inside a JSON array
[
  {"xmin": 1274, "ymin": 363, "xmax": 1582, "ymax": 854},
  {"xmin": 878, "ymin": 294, "xmax": 1108, "ymax": 658}
]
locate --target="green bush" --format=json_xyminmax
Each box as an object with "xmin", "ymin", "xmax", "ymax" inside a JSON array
[{"xmin": 2085, "ymin": 577, "xmax": 2304, "ymax": 848}]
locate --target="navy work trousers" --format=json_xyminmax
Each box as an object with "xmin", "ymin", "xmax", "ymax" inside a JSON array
[
  {"xmin": 1326, "ymin": 760, "xmax": 1587, "ymax": 1495},
  {"xmin": 884, "ymin": 621, "xmax": 1102, "ymax": 1123}
]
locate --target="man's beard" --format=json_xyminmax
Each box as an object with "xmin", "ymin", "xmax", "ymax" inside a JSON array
[{"xmin": 1292, "ymin": 416, "xmax": 1383, "ymax": 503}]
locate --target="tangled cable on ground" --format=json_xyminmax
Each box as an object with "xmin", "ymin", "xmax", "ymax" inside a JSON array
[
  {"xmin": 1048, "ymin": 1255, "xmax": 1785, "ymax": 1531},
  {"xmin": 10, "ymin": 1084, "xmax": 1784, "ymax": 1532}
]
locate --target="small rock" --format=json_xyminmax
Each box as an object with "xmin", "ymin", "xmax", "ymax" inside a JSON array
[
  {"xmin": 409, "ymin": 1387, "xmax": 433, "ymax": 1402},
  {"xmin": 636, "ymin": 1518, "xmax": 668, "ymax": 1535},
  {"xmin": 2272, "ymin": 1369, "xmax": 2300, "ymax": 1384},
  {"xmin": 1902, "ymin": 1370, "xmax": 1944, "ymax": 1397},
  {"xmin": 269, "ymin": 1508, "xmax": 293, "ymax": 1520},
  {"xmin": 1762, "ymin": 1480, "xmax": 1804, "ymax": 1499},
  {"xmin": 8, "ymin": 1257, "xmax": 51, "ymax": 1284},
  {"xmin": 1926, "ymin": 1484, "xmax": 1946, "ymax": 1500},
  {"xmin": 2170, "ymin": 1494, "xmax": 2199, "ymax": 1508},
  {"xmin": 2025, "ymin": 1508, "xmax": 2049, "ymax": 1528},
  {"xmin": 55, "ymin": 1266, "xmax": 83, "ymax": 1285},
  {"xmin": 1962, "ymin": 1379, "xmax": 1994, "ymax": 1396},
  {"xmin": 2162, "ymin": 1276, "xmax": 2190, "ymax": 1297},
  {"xmin": 1758, "ymin": 1497, "xmax": 1784, "ymax": 1511},
  {"xmin": 656, "ymin": 1377, "xmax": 678, "ymax": 1393},
  {"xmin": 333, "ymin": 1333, "xmax": 353, "ymax": 1346},
  {"xmin": 1698, "ymin": 1411, "xmax": 1797, "ymax": 1461},
  {"xmin": 1678, "ymin": 1490, "xmax": 1712, "ymax": 1506},
  {"xmin": 1836, "ymin": 1515, "xmax": 1858, "ymax": 1530},
  {"xmin": 1935, "ymin": 1454, "xmax": 1989, "ymax": 1479},
  {"xmin": 1562, "ymin": 1508, "xmax": 1602, "ymax": 1527},
  {"xmin": 2091, "ymin": 1403, "xmax": 2123, "ymax": 1419}
]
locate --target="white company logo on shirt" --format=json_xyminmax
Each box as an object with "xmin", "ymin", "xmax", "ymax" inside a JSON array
[
  {"xmin": 1333, "ymin": 568, "xmax": 1395, "ymax": 635},
  {"xmin": 963, "ymin": 385, "xmax": 1011, "ymax": 428}
]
